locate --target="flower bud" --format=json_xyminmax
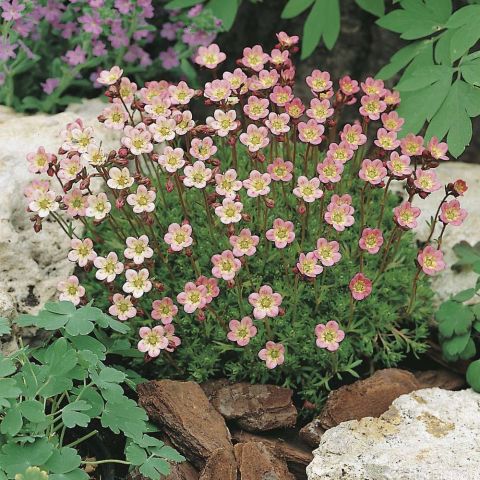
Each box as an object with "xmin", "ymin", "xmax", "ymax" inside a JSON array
[
  {"xmin": 226, "ymin": 280, "xmax": 235, "ymax": 289},
  {"xmin": 118, "ymin": 147, "xmax": 129, "ymax": 158},
  {"xmin": 297, "ymin": 203, "xmax": 306, "ymax": 215},
  {"xmin": 153, "ymin": 281, "xmax": 165, "ymax": 292},
  {"xmin": 450, "ymin": 179, "xmax": 468, "ymax": 197},
  {"xmin": 197, "ymin": 309, "xmax": 206, "ymax": 322},
  {"xmin": 166, "ymin": 178, "xmax": 175, "ymax": 192},
  {"xmin": 185, "ymin": 247, "xmax": 193, "ymax": 257},
  {"xmin": 79, "ymin": 177, "xmax": 91, "ymax": 190},
  {"xmin": 241, "ymin": 213, "xmax": 251, "ymax": 222},
  {"xmin": 116, "ymin": 197, "xmax": 125, "ymax": 209},
  {"xmin": 265, "ymin": 197, "xmax": 275, "ymax": 209}
]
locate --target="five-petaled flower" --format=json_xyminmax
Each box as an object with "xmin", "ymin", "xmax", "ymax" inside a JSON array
[
  {"xmin": 349, "ymin": 273, "xmax": 372, "ymax": 300},
  {"xmin": 315, "ymin": 321, "xmax": 345, "ymax": 351},
  {"xmin": 227, "ymin": 317, "xmax": 257, "ymax": 346},
  {"xmin": 138, "ymin": 326, "xmax": 169, "ymax": 358},
  {"xmin": 418, "ymin": 246, "xmax": 445, "ymax": 276},
  {"xmin": 58, "ymin": 275, "xmax": 85, "ymax": 306},
  {"xmin": 359, "ymin": 228, "xmax": 384, "ymax": 254},
  {"xmin": 266, "ymin": 218, "xmax": 295, "ymax": 248},
  {"xmin": 258, "ymin": 341, "xmax": 285, "ymax": 369},
  {"xmin": 249, "ymin": 285, "xmax": 282, "ymax": 319}
]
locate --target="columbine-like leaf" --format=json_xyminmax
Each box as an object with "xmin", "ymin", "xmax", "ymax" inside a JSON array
[
  {"xmin": 301, "ymin": 0, "xmax": 324, "ymax": 59},
  {"xmin": 442, "ymin": 333, "xmax": 471, "ymax": 357},
  {"xmin": 0, "ymin": 439, "xmax": 54, "ymax": 477},
  {"xmin": 139, "ymin": 458, "xmax": 171, "ymax": 479},
  {"xmin": 281, "ymin": 0, "xmax": 315, "ymax": 19},
  {"xmin": 0, "ymin": 318, "xmax": 11, "ymax": 336},
  {"xmin": 44, "ymin": 448, "xmax": 82, "ymax": 474},
  {"xmin": 20, "ymin": 400, "xmax": 47, "ymax": 423},
  {"xmin": 0, "ymin": 406, "xmax": 23, "ymax": 436},
  {"xmin": 61, "ymin": 401, "xmax": 92, "ymax": 428},
  {"xmin": 452, "ymin": 289, "xmax": 476, "ymax": 303},
  {"xmin": 466, "ymin": 359, "xmax": 480, "ymax": 392}
]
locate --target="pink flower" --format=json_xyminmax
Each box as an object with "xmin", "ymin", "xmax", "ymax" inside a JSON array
[
  {"xmin": 267, "ymin": 158, "xmax": 293, "ymax": 182},
  {"xmin": 285, "ymin": 98, "xmax": 305, "ymax": 118},
  {"xmin": 102, "ymin": 103, "xmax": 128, "ymax": 129},
  {"xmin": 97, "ymin": 66, "xmax": 123, "ymax": 85},
  {"xmin": 269, "ymin": 48, "xmax": 289, "ymax": 66},
  {"xmin": 418, "ymin": 246, "xmax": 446, "ymax": 276},
  {"xmin": 325, "ymin": 204, "xmax": 355, "ymax": 232},
  {"xmin": 330, "ymin": 194, "xmax": 353, "ymax": 207},
  {"xmin": 190, "ymin": 137, "xmax": 217, "ymax": 161},
  {"xmin": 27, "ymin": 146, "xmax": 53, "ymax": 174},
  {"xmin": 258, "ymin": 341, "xmax": 285, "ymax": 369},
  {"xmin": 109, "ymin": 294, "xmax": 136, "ymax": 321},
  {"xmin": 122, "ymin": 124, "xmax": 153, "ymax": 155},
  {"xmin": 297, "ymin": 252, "xmax": 323, "ymax": 278},
  {"xmin": 359, "ymin": 94, "xmax": 386, "ymax": 120},
  {"xmin": 427, "ymin": 136, "xmax": 449, "ymax": 160},
  {"xmin": 215, "ymin": 198, "xmax": 243, "ymax": 224},
  {"xmin": 124, "ymin": 235, "xmax": 153, "ymax": 264},
  {"xmin": 293, "ymin": 176, "xmax": 323, "ymax": 203},
  {"xmin": 387, "ymin": 152, "xmax": 412, "ymax": 178},
  {"xmin": 359, "ymin": 159, "xmax": 387, "ymax": 185},
  {"xmin": 306, "ymin": 98, "xmax": 334, "ymax": 123},
  {"xmin": 361, "ymin": 77, "xmax": 385, "ymax": 96},
  {"xmin": 152, "ymin": 297, "xmax": 178, "ymax": 325},
  {"xmin": 164, "ymin": 324, "xmax": 181, "ymax": 352},
  {"xmin": 158, "ymin": 147, "xmax": 185, "ymax": 173},
  {"xmin": 243, "ymin": 170, "xmax": 271, "ymax": 197},
  {"xmin": 452, "ymin": 179, "xmax": 468, "ymax": 196},
  {"xmin": 254, "ymin": 69, "xmax": 280, "ymax": 89},
  {"xmin": 183, "ymin": 161, "xmax": 212, "ymax": 189},
  {"xmin": 107, "ymin": 166, "xmax": 134, "ymax": 190},
  {"xmin": 174, "ymin": 110, "xmax": 195, "ymax": 135},
  {"xmin": 68, "ymin": 238, "xmax": 97, "ymax": 267},
  {"xmin": 349, "ymin": 273, "xmax": 372, "ymax": 300},
  {"xmin": 414, "ymin": 168, "xmax": 442, "ymax": 193},
  {"xmin": 383, "ymin": 89, "xmax": 401, "ymax": 106},
  {"xmin": 63, "ymin": 189, "xmax": 88, "ymax": 217},
  {"xmin": 243, "ymin": 95, "xmax": 269, "ymax": 120},
  {"xmin": 306, "ymin": 70, "xmax": 332, "ymax": 93},
  {"xmin": 265, "ymin": 112, "xmax": 290, "ymax": 135},
  {"xmin": 123, "ymin": 269, "xmax": 152, "ymax": 298},
  {"xmin": 215, "ymin": 169, "xmax": 243, "ymax": 198},
  {"xmin": 239, "ymin": 124, "xmax": 270, "ymax": 152},
  {"xmin": 57, "ymin": 275, "xmax": 85, "ymax": 306},
  {"xmin": 440, "ymin": 199, "xmax": 467, "ymax": 226},
  {"xmin": 359, "ymin": 228, "xmax": 384, "ymax": 254},
  {"xmin": 339, "ymin": 75, "xmax": 360, "ymax": 96},
  {"xmin": 381, "ymin": 111, "xmax": 404, "ymax": 132},
  {"xmin": 206, "ymin": 110, "xmax": 237, "ymax": 137},
  {"xmin": 326, "ymin": 142, "xmax": 354, "ymax": 164},
  {"xmin": 195, "ymin": 43, "xmax": 226, "ymax": 69},
  {"xmin": 315, "ymin": 321, "xmax": 345, "ymax": 351},
  {"xmin": 177, "ymin": 282, "xmax": 207, "ymax": 313},
  {"xmin": 298, "ymin": 119, "xmax": 324, "ymax": 145},
  {"xmin": 340, "ymin": 123, "xmax": 367, "ymax": 149},
  {"xmin": 138, "ymin": 326, "xmax": 169, "ymax": 358},
  {"xmin": 94, "ymin": 252, "xmax": 124, "ymax": 282},
  {"xmin": 400, "ymin": 134, "xmax": 424, "ymax": 156},
  {"xmin": 230, "ymin": 228, "xmax": 259, "ymax": 257},
  {"xmin": 144, "ymin": 97, "xmax": 171, "ymax": 119},
  {"xmin": 223, "ymin": 68, "xmax": 248, "ymax": 90},
  {"xmin": 394, "ymin": 202, "xmax": 421, "ymax": 229},
  {"xmin": 227, "ymin": 317, "xmax": 257, "ymax": 346},
  {"xmin": 241, "ymin": 45, "xmax": 269, "ymax": 71},
  {"xmin": 58, "ymin": 155, "xmax": 83, "ymax": 181},
  {"xmin": 269, "ymin": 85, "xmax": 293, "ymax": 106},
  {"xmin": 317, "ymin": 158, "xmax": 344, "ymax": 184},
  {"xmin": 374, "ymin": 128, "xmax": 400, "ymax": 151},
  {"xmin": 314, "ymin": 238, "xmax": 341, "ymax": 266},
  {"xmin": 211, "ymin": 250, "xmax": 241, "ymax": 281},
  {"xmin": 276, "ymin": 31, "xmax": 299, "ymax": 47},
  {"xmin": 249, "ymin": 285, "xmax": 282, "ymax": 319},
  {"xmin": 196, "ymin": 276, "xmax": 220, "ymax": 303},
  {"xmin": 204, "ymin": 79, "xmax": 231, "ymax": 102},
  {"xmin": 127, "ymin": 185, "xmax": 156, "ymax": 214},
  {"xmin": 164, "ymin": 223, "xmax": 193, "ymax": 252},
  {"xmin": 266, "ymin": 218, "xmax": 295, "ymax": 248},
  {"xmin": 169, "ymin": 81, "xmax": 195, "ymax": 105}
]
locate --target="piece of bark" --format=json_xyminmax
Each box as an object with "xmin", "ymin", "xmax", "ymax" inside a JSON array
[
  {"xmin": 414, "ymin": 369, "xmax": 466, "ymax": 391},
  {"xmin": 198, "ymin": 447, "xmax": 237, "ymax": 480},
  {"xmin": 298, "ymin": 418, "xmax": 325, "ymax": 448}
]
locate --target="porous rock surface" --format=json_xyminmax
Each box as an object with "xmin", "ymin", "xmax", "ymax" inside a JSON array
[
  {"xmin": 0, "ymin": 99, "xmax": 115, "ymax": 314},
  {"xmin": 307, "ymin": 388, "xmax": 480, "ymax": 480}
]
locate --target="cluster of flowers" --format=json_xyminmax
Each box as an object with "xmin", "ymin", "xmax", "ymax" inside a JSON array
[
  {"xmin": 25, "ymin": 32, "xmax": 468, "ymax": 369},
  {"xmin": 0, "ymin": 0, "xmax": 221, "ymax": 109}
]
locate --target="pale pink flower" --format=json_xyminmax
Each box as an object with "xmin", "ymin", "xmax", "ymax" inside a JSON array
[
  {"xmin": 306, "ymin": 98, "xmax": 333, "ymax": 123},
  {"xmin": 68, "ymin": 238, "xmax": 97, "ymax": 267},
  {"xmin": 359, "ymin": 228, "xmax": 384, "ymax": 254},
  {"xmin": 414, "ymin": 168, "xmax": 442, "ymax": 193},
  {"xmin": 293, "ymin": 176, "xmax": 323, "ymax": 203},
  {"xmin": 359, "ymin": 159, "xmax": 387, "ymax": 185},
  {"xmin": 394, "ymin": 202, "xmax": 421, "ymax": 229},
  {"xmin": 144, "ymin": 97, "xmax": 172, "ymax": 119},
  {"xmin": 340, "ymin": 123, "xmax": 367, "ymax": 149},
  {"xmin": 81, "ymin": 144, "xmax": 107, "ymax": 166},
  {"xmin": 418, "ymin": 246, "xmax": 446, "ymax": 276},
  {"xmin": 215, "ymin": 198, "xmax": 243, "ymax": 224},
  {"xmin": 339, "ymin": 75, "xmax": 360, "ymax": 96},
  {"xmin": 164, "ymin": 223, "xmax": 193, "ymax": 252},
  {"xmin": 158, "ymin": 146, "xmax": 185, "ymax": 173},
  {"xmin": 27, "ymin": 146, "xmax": 53, "ymax": 174},
  {"xmin": 177, "ymin": 282, "xmax": 207, "ymax": 313},
  {"xmin": 138, "ymin": 326, "xmax": 168, "ymax": 358},
  {"xmin": 315, "ymin": 321, "xmax": 345, "ymax": 351},
  {"xmin": 24, "ymin": 179, "xmax": 50, "ymax": 200},
  {"xmin": 139, "ymin": 80, "xmax": 169, "ymax": 104},
  {"xmin": 148, "ymin": 116, "xmax": 176, "ymax": 143},
  {"xmin": 400, "ymin": 134, "xmax": 424, "ymax": 157},
  {"xmin": 381, "ymin": 111, "xmax": 404, "ymax": 132},
  {"xmin": 97, "ymin": 66, "xmax": 123, "ymax": 85},
  {"xmin": 196, "ymin": 276, "xmax": 220, "ymax": 303},
  {"xmin": 211, "ymin": 250, "xmax": 241, "ymax": 281},
  {"xmin": 349, "ymin": 273, "xmax": 372, "ymax": 300},
  {"xmin": 243, "ymin": 95, "xmax": 269, "ymax": 120},
  {"xmin": 285, "ymin": 98, "xmax": 305, "ymax": 118},
  {"xmin": 69, "ymin": 125, "xmax": 95, "ymax": 153},
  {"xmin": 243, "ymin": 170, "xmax": 271, "ymax": 197},
  {"xmin": 258, "ymin": 341, "xmax": 285, "ymax": 369},
  {"xmin": 375, "ymin": 128, "xmax": 400, "ymax": 151},
  {"xmin": 124, "ymin": 235, "xmax": 153, "ymax": 264},
  {"xmin": 241, "ymin": 45, "xmax": 269, "ymax": 71},
  {"xmin": 297, "ymin": 252, "xmax": 323, "ymax": 278},
  {"xmin": 102, "ymin": 103, "xmax": 129, "ymax": 129},
  {"xmin": 107, "ymin": 167, "xmax": 134, "ymax": 190},
  {"xmin": 266, "ymin": 218, "xmax": 295, "ymax": 248},
  {"xmin": 94, "ymin": 252, "xmax": 124, "ymax": 283},
  {"xmin": 361, "ymin": 77, "xmax": 385, "ymax": 96},
  {"xmin": 249, "ymin": 285, "xmax": 282, "ymax": 319},
  {"xmin": 325, "ymin": 204, "xmax": 355, "ymax": 232},
  {"xmin": 383, "ymin": 89, "xmax": 401, "ymax": 106},
  {"xmin": 109, "ymin": 294, "xmax": 136, "ymax": 321},
  {"xmin": 230, "ymin": 228, "xmax": 259, "ymax": 257},
  {"xmin": 151, "ymin": 297, "xmax": 178, "ymax": 325},
  {"xmin": 127, "ymin": 184, "xmax": 156, "ymax": 213},
  {"xmin": 326, "ymin": 142, "xmax": 354, "ymax": 164},
  {"xmin": 269, "ymin": 48, "xmax": 289, "ymax": 66},
  {"xmin": 204, "ymin": 79, "xmax": 232, "ymax": 102},
  {"xmin": 265, "ymin": 112, "xmax": 290, "ymax": 135},
  {"xmin": 122, "ymin": 124, "xmax": 153, "ymax": 155},
  {"xmin": 57, "ymin": 275, "xmax": 85, "ymax": 306},
  {"xmin": 330, "ymin": 194, "xmax": 353, "ymax": 208},
  {"xmin": 115, "ymin": 77, "xmax": 137, "ymax": 104},
  {"xmin": 29, "ymin": 190, "xmax": 59, "ymax": 218},
  {"xmin": 58, "ymin": 155, "xmax": 84, "ymax": 181},
  {"xmin": 86, "ymin": 192, "xmax": 111, "ymax": 220},
  {"xmin": 215, "ymin": 169, "xmax": 243, "ymax": 198},
  {"xmin": 359, "ymin": 94, "xmax": 386, "ymax": 120},
  {"xmin": 123, "ymin": 268, "xmax": 152, "ymax": 298},
  {"xmin": 195, "ymin": 43, "xmax": 226, "ymax": 69},
  {"xmin": 227, "ymin": 317, "xmax": 257, "ymax": 346},
  {"xmin": 206, "ymin": 110, "xmax": 237, "ymax": 137},
  {"xmin": 174, "ymin": 110, "xmax": 195, "ymax": 135},
  {"xmin": 306, "ymin": 70, "xmax": 332, "ymax": 93},
  {"xmin": 440, "ymin": 199, "xmax": 467, "ymax": 226},
  {"xmin": 267, "ymin": 158, "xmax": 293, "ymax": 182},
  {"xmin": 63, "ymin": 189, "xmax": 88, "ymax": 217},
  {"xmin": 164, "ymin": 324, "xmax": 181, "ymax": 352},
  {"xmin": 168, "ymin": 81, "xmax": 195, "ymax": 105},
  {"xmin": 314, "ymin": 238, "xmax": 342, "ymax": 266},
  {"xmin": 298, "ymin": 119, "xmax": 324, "ymax": 145},
  {"xmin": 239, "ymin": 124, "xmax": 270, "ymax": 152},
  {"xmin": 190, "ymin": 137, "xmax": 217, "ymax": 161},
  {"xmin": 387, "ymin": 152, "xmax": 412, "ymax": 178},
  {"xmin": 269, "ymin": 85, "xmax": 293, "ymax": 106},
  {"xmin": 223, "ymin": 68, "xmax": 248, "ymax": 91},
  {"xmin": 317, "ymin": 158, "xmax": 344, "ymax": 184},
  {"xmin": 427, "ymin": 137, "xmax": 449, "ymax": 160},
  {"xmin": 183, "ymin": 161, "xmax": 212, "ymax": 189},
  {"xmin": 276, "ymin": 31, "xmax": 299, "ymax": 46}
]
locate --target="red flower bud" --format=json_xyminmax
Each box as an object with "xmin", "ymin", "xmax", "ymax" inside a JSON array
[
  {"xmin": 116, "ymin": 197, "xmax": 125, "ymax": 209},
  {"xmin": 227, "ymin": 280, "xmax": 235, "ymax": 289},
  {"xmin": 166, "ymin": 178, "xmax": 175, "ymax": 192},
  {"xmin": 264, "ymin": 197, "xmax": 275, "ymax": 209},
  {"xmin": 118, "ymin": 147, "xmax": 129, "ymax": 158}
]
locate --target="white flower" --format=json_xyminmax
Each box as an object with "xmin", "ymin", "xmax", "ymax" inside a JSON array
[
  {"xmin": 94, "ymin": 252, "xmax": 124, "ymax": 282},
  {"xmin": 215, "ymin": 198, "xmax": 243, "ymax": 224},
  {"xmin": 126, "ymin": 184, "xmax": 156, "ymax": 213},
  {"xmin": 57, "ymin": 275, "xmax": 85, "ymax": 306},
  {"xmin": 68, "ymin": 238, "xmax": 97, "ymax": 267},
  {"xmin": 86, "ymin": 193, "xmax": 112, "ymax": 220},
  {"xmin": 123, "ymin": 268, "xmax": 152, "ymax": 298},
  {"xmin": 158, "ymin": 147, "xmax": 185, "ymax": 173},
  {"xmin": 97, "ymin": 66, "xmax": 123, "ymax": 86},
  {"xmin": 29, "ymin": 190, "xmax": 59, "ymax": 218},
  {"xmin": 107, "ymin": 167, "xmax": 134, "ymax": 190},
  {"xmin": 124, "ymin": 235, "xmax": 154, "ymax": 265},
  {"xmin": 70, "ymin": 126, "xmax": 95, "ymax": 153},
  {"xmin": 183, "ymin": 161, "xmax": 212, "ymax": 189},
  {"xmin": 81, "ymin": 144, "xmax": 107, "ymax": 166}
]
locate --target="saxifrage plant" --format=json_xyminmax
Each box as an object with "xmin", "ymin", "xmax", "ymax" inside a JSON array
[
  {"xmin": 24, "ymin": 33, "xmax": 469, "ymax": 406},
  {"xmin": 0, "ymin": 302, "xmax": 184, "ymax": 480}
]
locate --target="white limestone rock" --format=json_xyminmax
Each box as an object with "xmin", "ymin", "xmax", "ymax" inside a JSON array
[{"xmin": 307, "ymin": 388, "xmax": 480, "ymax": 480}]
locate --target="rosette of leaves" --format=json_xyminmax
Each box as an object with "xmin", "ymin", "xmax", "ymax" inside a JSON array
[
  {"xmin": 436, "ymin": 241, "xmax": 480, "ymax": 392},
  {"xmin": 0, "ymin": 302, "xmax": 184, "ymax": 480}
]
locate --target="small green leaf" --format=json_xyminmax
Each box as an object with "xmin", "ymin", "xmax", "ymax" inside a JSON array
[
  {"xmin": 461, "ymin": 59, "xmax": 480, "ymax": 87},
  {"xmin": 126, "ymin": 444, "xmax": 148, "ymax": 466},
  {"xmin": 376, "ymin": 41, "xmax": 425, "ymax": 79},
  {"xmin": 466, "ymin": 359, "xmax": 480, "ymax": 392},
  {"xmin": 281, "ymin": 0, "xmax": 315, "ymax": 19},
  {"xmin": 459, "ymin": 338, "xmax": 476, "ymax": 360},
  {"xmin": 156, "ymin": 445, "xmax": 185, "ymax": 462},
  {"xmin": 322, "ymin": 0, "xmax": 340, "ymax": 50},
  {"xmin": 207, "ymin": 0, "xmax": 238, "ymax": 30},
  {"xmin": 165, "ymin": 0, "xmax": 205, "ymax": 9},
  {"xmin": 20, "ymin": 400, "xmax": 46, "ymax": 423},
  {"xmin": 301, "ymin": 0, "xmax": 324, "ymax": 59},
  {"xmin": 0, "ymin": 318, "xmax": 11, "ymax": 336},
  {"xmin": 0, "ymin": 356, "xmax": 16, "ymax": 377},
  {"xmin": 356, "ymin": 0, "xmax": 384, "ymax": 17},
  {"xmin": 61, "ymin": 401, "xmax": 92, "ymax": 428},
  {"xmin": 445, "ymin": 4, "xmax": 480, "ymax": 29},
  {"xmin": 442, "ymin": 333, "xmax": 471, "ymax": 357},
  {"xmin": 0, "ymin": 439, "xmax": 54, "ymax": 476},
  {"xmin": 139, "ymin": 458, "xmax": 171, "ymax": 479},
  {"xmin": 45, "ymin": 301, "xmax": 76, "ymax": 315},
  {"xmin": 0, "ymin": 406, "xmax": 23, "ymax": 435},
  {"xmin": 450, "ymin": 18, "xmax": 480, "ymax": 62},
  {"xmin": 452, "ymin": 289, "xmax": 476, "ymax": 302},
  {"xmin": 44, "ymin": 448, "xmax": 81, "ymax": 474}
]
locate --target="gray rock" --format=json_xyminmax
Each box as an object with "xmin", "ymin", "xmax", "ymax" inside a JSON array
[{"xmin": 307, "ymin": 388, "xmax": 480, "ymax": 480}]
